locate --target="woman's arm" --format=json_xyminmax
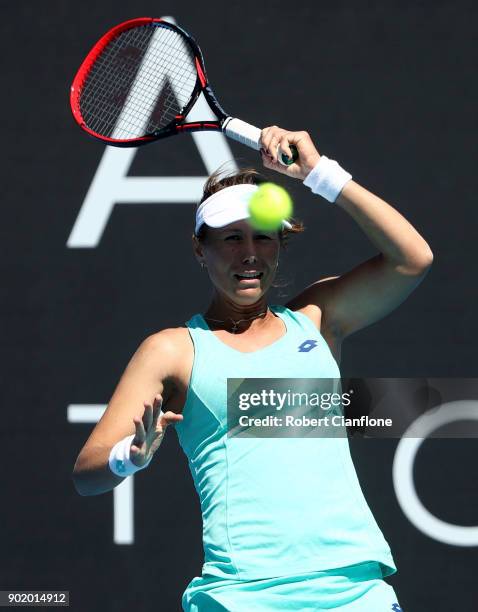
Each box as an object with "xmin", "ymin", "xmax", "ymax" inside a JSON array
[
  {"xmin": 260, "ymin": 127, "xmax": 433, "ymax": 339},
  {"xmin": 318, "ymin": 180, "xmax": 433, "ymax": 337},
  {"xmin": 72, "ymin": 329, "xmax": 184, "ymax": 496},
  {"xmin": 72, "ymin": 444, "xmax": 125, "ymax": 496}
]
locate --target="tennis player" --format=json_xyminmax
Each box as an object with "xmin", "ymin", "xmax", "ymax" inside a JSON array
[{"xmin": 73, "ymin": 127, "xmax": 432, "ymax": 611}]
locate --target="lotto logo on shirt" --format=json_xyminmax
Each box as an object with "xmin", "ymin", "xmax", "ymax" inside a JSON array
[{"xmin": 297, "ymin": 339, "xmax": 319, "ymax": 352}]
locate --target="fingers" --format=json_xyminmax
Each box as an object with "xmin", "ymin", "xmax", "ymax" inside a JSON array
[
  {"xmin": 277, "ymin": 139, "xmax": 293, "ymax": 161},
  {"xmin": 260, "ymin": 126, "xmax": 321, "ymax": 179},
  {"xmin": 261, "ymin": 126, "xmax": 298, "ymax": 164},
  {"xmin": 151, "ymin": 394, "xmax": 163, "ymax": 424},
  {"xmin": 141, "ymin": 394, "xmax": 163, "ymax": 431},
  {"xmin": 130, "ymin": 400, "xmax": 184, "ymax": 464},
  {"xmin": 159, "ymin": 410, "xmax": 184, "ymax": 427},
  {"xmin": 142, "ymin": 402, "xmax": 153, "ymax": 432},
  {"xmin": 133, "ymin": 414, "xmax": 147, "ymax": 445},
  {"xmin": 136, "ymin": 394, "xmax": 183, "ymax": 440},
  {"xmin": 261, "ymin": 125, "xmax": 287, "ymax": 163}
]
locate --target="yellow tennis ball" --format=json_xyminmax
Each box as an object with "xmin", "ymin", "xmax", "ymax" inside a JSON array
[{"xmin": 248, "ymin": 183, "xmax": 293, "ymax": 231}]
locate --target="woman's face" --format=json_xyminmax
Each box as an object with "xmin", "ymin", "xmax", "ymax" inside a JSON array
[{"xmin": 194, "ymin": 220, "xmax": 281, "ymax": 305}]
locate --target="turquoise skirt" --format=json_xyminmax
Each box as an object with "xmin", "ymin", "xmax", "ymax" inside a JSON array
[{"xmin": 182, "ymin": 561, "xmax": 402, "ymax": 611}]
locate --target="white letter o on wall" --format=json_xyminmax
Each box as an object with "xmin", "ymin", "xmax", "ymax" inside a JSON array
[{"xmin": 392, "ymin": 400, "xmax": 478, "ymax": 546}]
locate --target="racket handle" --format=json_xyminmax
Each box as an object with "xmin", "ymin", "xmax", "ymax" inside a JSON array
[
  {"xmin": 223, "ymin": 117, "xmax": 262, "ymax": 150},
  {"xmin": 223, "ymin": 117, "xmax": 299, "ymax": 166}
]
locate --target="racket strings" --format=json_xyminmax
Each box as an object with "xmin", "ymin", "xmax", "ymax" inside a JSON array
[
  {"xmin": 79, "ymin": 24, "xmax": 198, "ymax": 140},
  {"xmin": 81, "ymin": 28, "xmax": 154, "ymax": 136}
]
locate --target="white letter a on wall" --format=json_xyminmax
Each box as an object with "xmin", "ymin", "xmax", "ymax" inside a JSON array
[
  {"xmin": 67, "ymin": 17, "xmax": 238, "ymax": 248},
  {"xmin": 67, "ymin": 106, "xmax": 237, "ymax": 248}
]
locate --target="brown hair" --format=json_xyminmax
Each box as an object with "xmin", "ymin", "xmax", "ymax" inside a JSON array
[{"xmin": 194, "ymin": 165, "xmax": 304, "ymax": 248}]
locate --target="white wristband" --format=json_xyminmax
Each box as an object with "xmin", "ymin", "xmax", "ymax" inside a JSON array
[
  {"xmin": 108, "ymin": 434, "xmax": 153, "ymax": 477},
  {"xmin": 303, "ymin": 155, "xmax": 352, "ymax": 203}
]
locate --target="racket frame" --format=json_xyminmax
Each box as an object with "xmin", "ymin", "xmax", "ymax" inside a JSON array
[{"xmin": 70, "ymin": 17, "xmax": 239, "ymax": 147}]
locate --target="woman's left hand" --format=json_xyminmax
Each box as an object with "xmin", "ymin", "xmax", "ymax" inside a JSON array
[{"xmin": 260, "ymin": 126, "xmax": 321, "ymax": 180}]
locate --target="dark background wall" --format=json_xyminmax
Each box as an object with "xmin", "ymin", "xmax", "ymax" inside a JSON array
[{"xmin": 2, "ymin": 1, "xmax": 477, "ymax": 610}]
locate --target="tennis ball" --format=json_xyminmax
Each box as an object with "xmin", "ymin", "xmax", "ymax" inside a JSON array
[{"xmin": 248, "ymin": 183, "xmax": 293, "ymax": 231}]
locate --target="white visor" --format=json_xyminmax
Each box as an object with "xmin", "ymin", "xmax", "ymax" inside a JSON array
[{"xmin": 195, "ymin": 184, "xmax": 293, "ymax": 235}]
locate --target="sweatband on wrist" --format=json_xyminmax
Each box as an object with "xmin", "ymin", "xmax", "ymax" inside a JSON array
[
  {"xmin": 303, "ymin": 156, "xmax": 352, "ymax": 203},
  {"xmin": 108, "ymin": 434, "xmax": 153, "ymax": 477}
]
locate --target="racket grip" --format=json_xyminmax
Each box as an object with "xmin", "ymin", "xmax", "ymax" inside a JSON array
[
  {"xmin": 223, "ymin": 118, "xmax": 261, "ymax": 150},
  {"xmin": 223, "ymin": 117, "xmax": 299, "ymax": 166}
]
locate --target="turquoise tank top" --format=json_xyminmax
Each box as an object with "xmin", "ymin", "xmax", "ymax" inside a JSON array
[{"xmin": 175, "ymin": 304, "xmax": 397, "ymax": 581}]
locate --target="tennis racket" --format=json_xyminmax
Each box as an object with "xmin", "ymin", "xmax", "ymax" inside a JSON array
[{"xmin": 70, "ymin": 17, "xmax": 298, "ymax": 166}]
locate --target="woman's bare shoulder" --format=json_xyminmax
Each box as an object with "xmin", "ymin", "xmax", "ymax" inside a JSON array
[
  {"xmin": 145, "ymin": 325, "xmax": 190, "ymax": 343},
  {"xmin": 138, "ymin": 327, "xmax": 193, "ymax": 401},
  {"xmin": 290, "ymin": 304, "xmax": 322, "ymax": 328},
  {"xmin": 142, "ymin": 326, "xmax": 192, "ymax": 361}
]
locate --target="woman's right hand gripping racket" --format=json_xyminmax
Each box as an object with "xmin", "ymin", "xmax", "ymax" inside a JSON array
[{"xmin": 70, "ymin": 17, "xmax": 298, "ymax": 166}]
